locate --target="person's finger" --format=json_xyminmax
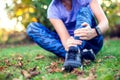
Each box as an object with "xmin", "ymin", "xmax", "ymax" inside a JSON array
[
  {"xmin": 74, "ymin": 33, "xmax": 87, "ymax": 37},
  {"xmin": 67, "ymin": 39, "xmax": 82, "ymax": 45},
  {"xmin": 80, "ymin": 36, "xmax": 89, "ymax": 40},
  {"xmin": 81, "ymin": 22, "xmax": 89, "ymax": 27},
  {"xmin": 74, "ymin": 28, "xmax": 89, "ymax": 34}
]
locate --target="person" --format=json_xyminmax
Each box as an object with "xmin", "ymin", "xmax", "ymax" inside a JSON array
[{"xmin": 26, "ymin": 0, "xmax": 109, "ymax": 71}]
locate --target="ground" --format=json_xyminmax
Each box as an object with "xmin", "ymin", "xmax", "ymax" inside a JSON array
[{"xmin": 0, "ymin": 39, "xmax": 120, "ymax": 80}]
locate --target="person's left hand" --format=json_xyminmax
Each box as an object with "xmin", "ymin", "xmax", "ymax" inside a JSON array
[{"xmin": 74, "ymin": 22, "xmax": 97, "ymax": 40}]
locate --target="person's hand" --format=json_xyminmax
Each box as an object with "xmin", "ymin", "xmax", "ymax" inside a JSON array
[
  {"xmin": 65, "ymin": 36, "xmax": 82, "ymax": 51},
  {"xmin": 74, "ymin": 22, "xmax": 97, "ymax": 40}
]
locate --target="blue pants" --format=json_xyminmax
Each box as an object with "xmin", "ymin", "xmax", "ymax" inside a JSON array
[{"xmin": 26, "ymin": 6, "xmax": 103, "ymax": 58}]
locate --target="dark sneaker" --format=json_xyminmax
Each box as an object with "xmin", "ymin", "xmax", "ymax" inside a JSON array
[
  {"xmin": 81, "ymin": 49, "xmax": 96, "ymax": 61},
  {"xmin": 63, "ymin": 46, "xmax": 82, "ymax": 72}
]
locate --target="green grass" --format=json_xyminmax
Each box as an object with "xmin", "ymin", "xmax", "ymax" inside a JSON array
[{"xmin": 0, "ymin": 39, "xmax": 120, "ymax": 80}]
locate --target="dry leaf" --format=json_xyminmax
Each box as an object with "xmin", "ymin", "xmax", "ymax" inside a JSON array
[
  {"xmin": 77, "ymin": 68, "xmax": 97, "ymax": 80},
  {"xmin": 35, "ymin": 55, "xmax": 44, "ymax": 60},
  {"xmin": 0, "ymin": 66, "xmax": 7, "ymax": 71},
  {"xmin": 97, "ymin": 59, "xmax": 102, "ymax": 63},
  {"xmin": 29, "ymin": 66, "xmax": 37, "ymax": 72},
  {"xmin": 6, "ymin": 73, "xmax": 13, "ymax": 79},
  {"xmin": 18, "ymin": 61, "xmax": 23, "ymax": 67},
  {"xmin": 21, "ymin": 70, "xmax": 31, "ymax": 79},
  {"xmin": 29, "ymin": 71, "xmax": 40, "ymax": 76},
  {"xmin": 29, "ymin": 66, "xmax": 40, "ymax": 77},
  {"xmin": 71, "ymin": 68, "xmax": 85, "ymax": 76},
  {"xmin": 17, "ymin": 56, "xmax": 23, "ymax": 61},
  {"xmin": 12, "ymin": 78, "xmax": 21, "ymax": 80},
  {"xmin": 77, "ymin": 72, "xmax": 96, "ymax": 80},
  {"xmin": 46, "ymin": 62, "xmax": 62, "ymax": 73},
  {"xmin": 4, "ymin": 59, "xmax": 11, "ymax": 66},
  {"xmin": 83, "ymin": 60, "xmax": 91, "ymax": 66},
  {"xmin": 103, "ymin": 56, "xmax": 115, "ymax": 59}
]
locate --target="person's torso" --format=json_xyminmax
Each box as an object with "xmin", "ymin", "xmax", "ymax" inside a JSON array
[{"xmin": 48, "ymin": 0, "xmax": 90, "ymax": 36}]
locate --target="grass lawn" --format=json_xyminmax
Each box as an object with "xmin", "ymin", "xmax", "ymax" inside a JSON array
[{"xmin": 0, "ymin": 39, "xmax": 120, "ymax": 80}]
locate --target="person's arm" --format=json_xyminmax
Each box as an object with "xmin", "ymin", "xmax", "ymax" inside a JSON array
[
  {"xmin": 49, "ymin": 19, "xmax": 82, "ymax": 51},
  {"xmin": 49, "ymin": 19, "xmax": 70, "ymax": 48},
  {"xmin": 90, "ymin": 0, "xmax": 109, "ymax": 34},
  {"xmin": 74, "ymin": 0, "xmax": 109, "ymax": 40}
]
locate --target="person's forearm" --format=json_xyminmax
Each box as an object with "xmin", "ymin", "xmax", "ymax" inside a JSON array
[
  {"xmin": 97, "ymin": 19, "xmax": 109, "ymax": 34},
  {"xmin": 57, "ymin": 27, "xmax": 70, "ymax": 49},
  {"xmin": 49, "ymin": 19, "xmax": 70, "ymax": 49},
  {"xmin": 90, "ymin": 0, "xmax": 109, "ymax": 36}
]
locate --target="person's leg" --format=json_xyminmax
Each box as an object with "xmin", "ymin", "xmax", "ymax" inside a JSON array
[
  {"xmin": 75, "ymin": 5, "xmax": 104, "ymax": 60},
  {"xmin": 26, "ymin": 22, "xmax": 66, "ymax": 58},
  {"xmin": 63, "ymin": 6, "xmax": 95, "ymax": 70},
  {"xmin": 75, "ymin": 5, "xmax": 97, "ymax": 50}
]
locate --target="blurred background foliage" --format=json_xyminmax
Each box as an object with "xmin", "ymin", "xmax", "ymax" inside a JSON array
[{"xmin": 0, "ymin": 0, "xmax": 120, "ymax": 45}]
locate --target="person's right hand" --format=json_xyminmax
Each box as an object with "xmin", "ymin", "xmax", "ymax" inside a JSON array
[{"xmin": 65, "ymin": 36, "xmax": 82, "ymax": 51}]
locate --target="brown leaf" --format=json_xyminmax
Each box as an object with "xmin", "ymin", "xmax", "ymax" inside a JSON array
[
  {"xmin": 97, "ymin": 59, "xmax": 102, "ymax": 63},
  {"xmin": 4, "ymin": 59, "xmax": 11, "ymax": 66},
  {"xmin": 58, "ymin": 58, "xmax": 64, "ymax": 64},
  {"xmin": 6, "ymin": 73, "xmax": 13, "ymax": 79},
  {"xmin": 103, "ymin": 55, "xmax": 115, "ymax": 59},
  {"xmin": 77, "ymin": 72, "xmax": 96, "ymax": 80},
  {"xmin": 0, "ymin": 66, "xmax": 7, "ymax": 71},
  {"xmin": 29, "ymin": 66, "xmax": 40, "ymax": 77},
  {"xmin": 77, "ymin": 68, "xmax": 97, "ymax": 80},
  {"xmin": 29, "ymin": 71, "xmax": 40, "ymax": 77},
  {"xmin": 90, "ymin": 68, "xmax": 96, "ymax": 75},
  {"xmin": 21, "ymin": 70, "xmax": 31, "ymax": 79},
  {"xmin": 83, "ymin": 60, "xmax": 91, "ymax": 66},
  {"xmin": 18, "ymin": 61, "xmax": 23, "ymax": 67},
  {"xmin": 17, "ymin": 56, "xmax": 23, "ymax": 61},
  {"xmin": 71, "ymin": 68, "xmax": 85, "ymax": 76},
  {"xmin": 46, "ymin": 62, "xmax": 62, "ymax": 73},
  {"xmin": 12, "ymin": 78, "xmax": 21, "ymax": 80},
  {"xmin": 29, "ymin": 66, "xmax": 37, "ymax": 72},
  {"xmin": 35, "ymin": 55, "xmax": 44, "ymax": 60},
  {"xmin": 114, "ymin": 73, "xmax": 120, "ymax": 80}
]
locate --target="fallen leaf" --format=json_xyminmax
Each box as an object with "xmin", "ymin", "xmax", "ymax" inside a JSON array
[
  {"xmin": 17, "ymin": 56, "xmax": 23, "ymax": 61},
  {"xmin": 18, "ymin": 61, "xmax": 23, "ymax": 67},
  {"xmin": 77, "ymin": 72, "xmax": 96, "ymax": 80},
  {"xmin": 46, "ymin": 62, "xmax": 62, "ymax": 73},
  {"xmin": 21, "ymin": 70, "xmax": 31, "ymax": 79},
  {"xmin": 29, "ymin": 66, "xmax": 40, "ymax": 77},
  {"xmin": 0, "ymin": 66, "xmax": 7, "ymax": 71},
  {"xmin": 97, "ymin": 59, "xmax": 102, "ymax": 63},
  {"xmin": 90, "ymin": 68, "xmax": 96, "ymax": 75},
  {"xmin": 83, "ymin": 60, "xmax": 91, "ymax": 66},
  {"xmin": 35, "ymin": 55, "xmax": 44, "ymax": 60},
  {"xmin": 77, "ymin": 68, "xmax": 97, "ymax": 80},
  {"xmin": 4, "ymin": 59, "xmax": 11, "ymax": 66},
  {"xmin": 29, "ymin": 71, "xmax": 40, "ymax": 76},
  {"xmin": 114, "ymin": 73, "xmax": 120, "ymax": 80},
  {"xmin": 103, "ymin": 55, "xmax": 115, "ymax": 59},
  {"xmin": 71, "ymin": 68, "xmax": 85, "ymax": 76},
  {"xmin": 12, "ymin": 78, "xmax": 21, "ymax": 80},
  {"xmin": 29, "ymin": 66, "xmax": 37, "ymax": 72},
  {"xmin": 6, "ymin": 73, "xmax": 13, "ymax": 80},
  {"xmin": 58, "ymin": 58, "xmax": 64, "ymax": 64}
]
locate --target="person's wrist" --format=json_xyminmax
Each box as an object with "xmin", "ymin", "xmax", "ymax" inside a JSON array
[
  {"xmin": 95, "ymin": 26, "xmax": 102, "ymax": 36},
  {"xmin": 92, "ymin": 28, "xmax": 98, "ymax": 37}
]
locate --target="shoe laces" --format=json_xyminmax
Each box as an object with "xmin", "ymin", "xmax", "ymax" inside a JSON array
[{"xmin": 67, "ymin": 51, "xmax": 76, "ymax": 60}]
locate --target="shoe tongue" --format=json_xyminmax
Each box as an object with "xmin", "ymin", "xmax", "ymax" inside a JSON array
[{"xmin": 69, "ymin": 46, "xmax": 78, "ymax": 53}]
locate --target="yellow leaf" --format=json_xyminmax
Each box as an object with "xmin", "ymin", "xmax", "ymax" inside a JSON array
[{"xmin": 16, "ymin": 9, "xmax": 23, "ymax": 16}]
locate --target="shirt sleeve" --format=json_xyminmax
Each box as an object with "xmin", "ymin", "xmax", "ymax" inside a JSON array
[
  {"xmin": 47, "ymin": 3, "xmax": 61, "ymax": 19},
  {"xmin": 78, "ymin": 0, "xmax": 92, "ymax": 6}
]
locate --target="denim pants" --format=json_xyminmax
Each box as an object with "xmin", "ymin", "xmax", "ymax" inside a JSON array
[{"xmin": 26, "ymin": 6, "xmax": 103, "ymax": 58}]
